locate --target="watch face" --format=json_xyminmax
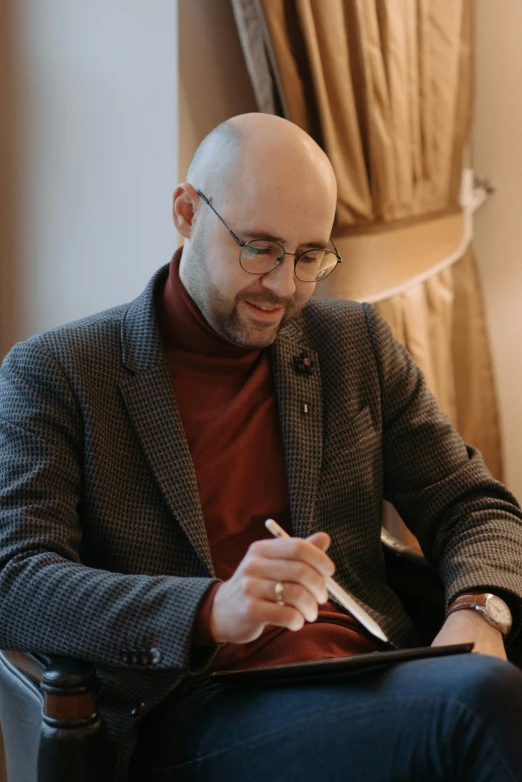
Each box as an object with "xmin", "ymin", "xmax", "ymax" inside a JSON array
[{"xmin": 486, "ymin": 595, "xmax": 512, "ymax": 627}]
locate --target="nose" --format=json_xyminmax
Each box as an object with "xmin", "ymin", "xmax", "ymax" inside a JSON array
[{"xmin": 260, "ymin": 254, "xmax": 296, "ymax": 299}]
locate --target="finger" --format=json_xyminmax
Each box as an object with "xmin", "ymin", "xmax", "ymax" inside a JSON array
[
  {"xmin": 245, "ymin": 577, "xmax": 320, "ymax": 622},
  {"xmin": 243, "ymin": 557, "xmax": 329, "ymax": 604},
  {"xmin": 253, "ymin": 599, "xmax": 306, "ymax": 632},
  {"xmin": 250, "ymin": 537, "xmax": 335, "ymax": 578},
  {"xmin": 306, "ymin": 531, "xmax": 332, "ymax": 553}
]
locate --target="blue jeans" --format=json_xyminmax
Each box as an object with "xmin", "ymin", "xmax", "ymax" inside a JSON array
[{"xmin": 131, "ymin": 655, "xmax": 522, "ymax": 781}]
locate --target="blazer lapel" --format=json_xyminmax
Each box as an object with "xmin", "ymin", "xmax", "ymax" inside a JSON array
[
  {"xmin": 270, "ymin": 321, "xmax": 323, "ymax": 540},
  {"xmin": 118, "ymin": 265, "xmax": 214, "ymax": 576}
]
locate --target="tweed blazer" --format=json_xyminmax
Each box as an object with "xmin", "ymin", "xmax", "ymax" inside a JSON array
[{"xmin": 1, "ymin": 263, "xmax": 522, "ymax": 780}]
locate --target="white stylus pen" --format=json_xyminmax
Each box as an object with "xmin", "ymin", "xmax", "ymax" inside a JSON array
[{"xmin": 265, "ymin": 518, "xmax": 390, "ymax": 644}]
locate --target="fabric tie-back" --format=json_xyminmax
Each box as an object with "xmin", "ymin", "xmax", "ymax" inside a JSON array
[{"xmin": 232, "ymin": 0, "xmax": 502, "ymax": 548}]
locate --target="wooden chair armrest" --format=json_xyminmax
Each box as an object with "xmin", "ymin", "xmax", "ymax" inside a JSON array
[
  {"xmin": 0, "ymin": 650, "xmax": 112, "ymax": 782},
  {"xmin": 1, "ymin": 651, "xmax": 99, "ymax": 722}
]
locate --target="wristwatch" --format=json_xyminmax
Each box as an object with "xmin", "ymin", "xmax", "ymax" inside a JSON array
[{"xmin": 446, "ymin": 593, "xmax": 512, "ymax": 637}]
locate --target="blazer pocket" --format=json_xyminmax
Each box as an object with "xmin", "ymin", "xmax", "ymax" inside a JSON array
[{"xmin": 323, "ymin": 406, "xmax": 378, "ymax": 463}]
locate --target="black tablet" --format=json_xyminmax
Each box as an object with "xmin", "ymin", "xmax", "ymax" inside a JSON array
[{"xmin": 209, "ymin": 643, "xmax": 474, "ymax": 685}]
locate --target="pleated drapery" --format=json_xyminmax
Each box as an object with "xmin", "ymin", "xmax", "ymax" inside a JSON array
[{"xmin": 232, "ymin": 0, "xmax": 502, "ymax": 547}]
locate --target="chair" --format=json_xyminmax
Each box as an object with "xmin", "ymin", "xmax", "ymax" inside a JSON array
[{"xmin": 0, "ymin": 531, "xmax": 517, "ymax": 782}]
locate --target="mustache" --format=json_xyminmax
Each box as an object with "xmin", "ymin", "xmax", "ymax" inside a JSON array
[{"xmin": 238, "ymin": 292, "xmax": 292, "ymax": 308}]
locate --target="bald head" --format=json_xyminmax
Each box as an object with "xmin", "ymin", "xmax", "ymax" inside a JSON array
[
  {"xmin": 186, "ymin": 113, "xmax": 337, "ymax": 207},
  {"xmin": 173, "ymin": 113, "xmax": 338, "ymax": 349}
]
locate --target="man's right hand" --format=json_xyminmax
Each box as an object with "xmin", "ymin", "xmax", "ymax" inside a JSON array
[{"xmin": 209, "ymin": 532, "xmax": 335, "ymax": 644}]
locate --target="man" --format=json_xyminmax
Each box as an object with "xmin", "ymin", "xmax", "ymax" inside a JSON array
[{"xmin": 1, "ymin": 113, "xmax": 522, "ymax": 781}]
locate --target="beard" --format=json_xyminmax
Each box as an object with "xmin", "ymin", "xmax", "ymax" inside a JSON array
[
  {"xmin": 181, "ymin": 233, "xmax": 307, "ymax": 349},
  {"xmin": 206, "ymin": 282, "xmax": 300, "ymax": 349}
]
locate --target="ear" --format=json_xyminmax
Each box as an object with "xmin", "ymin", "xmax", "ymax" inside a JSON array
[{"xmin": 172, "ymin": 183, "xmax": 200, "ymax": 238}]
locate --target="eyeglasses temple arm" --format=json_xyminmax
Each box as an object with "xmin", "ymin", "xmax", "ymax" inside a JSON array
[
  {"xmin": 195, "ymin": 189, "xmax": 243, "ymax": 247},
  {"xmin": 331, "ymin": 237, "xmax": 342, "ymax": 263}
]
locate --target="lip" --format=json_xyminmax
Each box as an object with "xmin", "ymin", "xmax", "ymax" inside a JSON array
[{"xmin": 242, "ymin": 300, "xmax": 284, "ymax": 322}]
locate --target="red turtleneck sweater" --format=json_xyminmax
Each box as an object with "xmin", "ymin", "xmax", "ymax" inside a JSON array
[{"xmin": 156, "ymin": 249, "xmax": 382, "ymax": 671}]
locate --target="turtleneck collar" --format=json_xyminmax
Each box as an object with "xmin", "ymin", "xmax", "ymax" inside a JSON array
[{"xmin": 156, "ymin": 247, "xmax": 260, "ymax": 360}]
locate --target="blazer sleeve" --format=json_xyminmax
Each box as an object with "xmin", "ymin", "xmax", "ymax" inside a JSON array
[
  {"xmin": 363, "ymin": 304, "xmax": 522, "ymax": 631},
  {"xmin": 0, "ymin": 338, "xmax": 219, "ymax": 672}
]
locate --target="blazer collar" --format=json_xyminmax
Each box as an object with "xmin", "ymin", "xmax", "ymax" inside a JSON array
[
  {"xmin": 270, "ymin": 322, "xmax": 323, "ymax": 540},
  {"xmin": 119, "ymin": 263, "xmax": 215, "ymax": 575},
  {"xmin": 121, "ymin": 263, "xmax": 170, "ymax": 374}
]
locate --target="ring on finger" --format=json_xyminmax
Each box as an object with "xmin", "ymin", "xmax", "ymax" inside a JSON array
[{"xmin": 274, "ymin": 581, "xmax": 285, "ymax": 606}]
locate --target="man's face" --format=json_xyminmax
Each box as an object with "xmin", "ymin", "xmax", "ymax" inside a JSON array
[{"xmin": 180, "ymin": 182, "xmax": 335, "ymax": 350}]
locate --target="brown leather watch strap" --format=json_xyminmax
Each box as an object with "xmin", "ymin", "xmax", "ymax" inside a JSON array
[{"xmin": 447, "ymin": 593, "xmax": 489, "ymax": 612}]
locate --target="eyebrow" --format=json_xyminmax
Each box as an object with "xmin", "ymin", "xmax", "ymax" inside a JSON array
[{"xmin": 240, "ymin": 230, "xmax": 330, "ymax": 249}]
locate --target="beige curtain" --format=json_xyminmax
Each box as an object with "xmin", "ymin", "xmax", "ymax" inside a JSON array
[{"xmin": 232, "ymin": 0, "xmax": 502, "ymax": 547}]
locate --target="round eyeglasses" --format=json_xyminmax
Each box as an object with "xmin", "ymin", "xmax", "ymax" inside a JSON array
[{"xmin": 196, "ymin": 190, "xmax": 341, "ymax": 283}]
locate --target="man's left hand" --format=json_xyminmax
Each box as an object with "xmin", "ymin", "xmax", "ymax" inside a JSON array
[{"xmin": 432, "ymin": 608, "xmax": 507, "ymax": 661}]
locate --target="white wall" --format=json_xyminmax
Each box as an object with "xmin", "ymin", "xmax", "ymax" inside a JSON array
[
  {"xmin": 474, "ymin": 0, "xmax": 522, "ymax": 501},
  {"xmin": 14, "ymin": 0, "xmax": 178, "ymax": 338}
]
